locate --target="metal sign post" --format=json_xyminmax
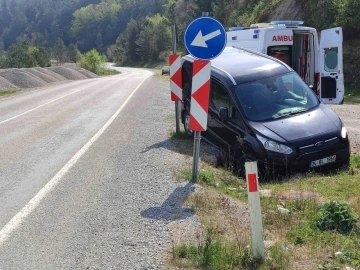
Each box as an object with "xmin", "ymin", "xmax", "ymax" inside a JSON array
[
  {"xmin": 184, "ymin": 17, "xmax": 226, "ymax": 182},
  {"xmin": 192, "ymin": 131, "xmax": 201, "ymax": 181},
  {"xmin": 171, "ymin": 24, "xmax": 180, "ymax": 134}
]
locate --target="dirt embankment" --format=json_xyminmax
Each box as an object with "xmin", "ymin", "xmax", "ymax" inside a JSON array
[
  {"xmin": 0, "ymin": 65, "xmax": 98, "ymax": 92},
  {"xmin": 268, "ymin": 1, "xmax": 305, "ymax": 21}
]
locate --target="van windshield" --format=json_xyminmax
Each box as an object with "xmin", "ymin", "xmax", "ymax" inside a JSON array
[{"xmin": 234, "ymin": 72, "xmax": 319, "ymax": 122}]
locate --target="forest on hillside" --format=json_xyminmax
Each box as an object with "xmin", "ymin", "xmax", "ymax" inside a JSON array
[{"xmin": 0, "ymin": 0, "xmax": 360, "ymax": 85}]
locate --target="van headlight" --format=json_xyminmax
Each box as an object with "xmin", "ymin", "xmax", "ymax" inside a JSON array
[
  {"xmin": 341, "ymin": 126, "xmax": 347, "ymax": 139},
  {"xmin": 257, "ymin": 135, "xmax": 293, "ymax": 155}
]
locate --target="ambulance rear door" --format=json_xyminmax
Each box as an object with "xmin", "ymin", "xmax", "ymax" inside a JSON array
[{"xmin": 320, "ymin": 27, "xmax": 344, "ymax": 104}]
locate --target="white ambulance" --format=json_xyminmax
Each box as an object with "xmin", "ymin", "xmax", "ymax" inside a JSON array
[{"xmin": 226, "ymin": 21, "xmax": 344, "ymax": 104}]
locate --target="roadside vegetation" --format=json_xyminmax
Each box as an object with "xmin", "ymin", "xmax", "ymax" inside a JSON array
[
  {"xmin": 77, "ymin": 48, "xmax": 119, "ymax": 76},
  {"xmin": 0, "ymin": 90, "xmax": 17, "ymax": 97},
  {"xmin": 170, "ymin": 129, "xmax": 360, "ymax": 269},
  {"xmin": 0, "ymin": 41, "xmax": 50, "ymax": 69},
  {"xmin": 344, "ymin": 88, "xmax": 360, "ymax": 104}
]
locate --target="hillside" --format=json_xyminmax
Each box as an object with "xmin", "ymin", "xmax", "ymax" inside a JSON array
[{"xmin": 0, "ymin": 0, "xmax": 359, "ymax": 87}]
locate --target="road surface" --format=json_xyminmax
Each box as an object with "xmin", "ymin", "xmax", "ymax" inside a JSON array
[{"xmin": 0, "ymin": 66, "xmax": 195, "ymax": 269}]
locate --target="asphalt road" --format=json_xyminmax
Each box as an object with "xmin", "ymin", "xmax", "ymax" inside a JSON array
[{"xmin": 0, "ymin": 67, "xmax": 195, "ymax": 269}]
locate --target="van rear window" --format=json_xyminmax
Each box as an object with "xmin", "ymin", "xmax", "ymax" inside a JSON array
[{"xmin": 324, "ymin": 47, "xmax": 338, "ymax": 72}]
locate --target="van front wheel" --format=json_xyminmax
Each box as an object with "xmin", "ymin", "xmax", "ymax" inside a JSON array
[
  {"xmin": 234, "ymin": 153, "xmax": 257, "ymax": 177},
  {"xmin": 183, "ymin": 111, "xmax": 194, "ymax": 137}
]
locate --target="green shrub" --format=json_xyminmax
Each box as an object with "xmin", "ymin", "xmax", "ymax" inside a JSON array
[
  {"xmin": 316, "ymin": 201, "xmax": 357, "ymax": 234},
  {"xmin": 198, "ymin": 170, "xmax": 215, "ymax": 186},
  {"xmin": 341, "ymin": 248, "xmax": 360, "ymax": 267},
  {"xmin": 77, "ymin": 49, "xmax": 106, "ymax": 74}
]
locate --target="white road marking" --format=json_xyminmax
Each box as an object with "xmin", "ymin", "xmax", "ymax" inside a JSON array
[
  {"xmin": 0, "ymin": 76, "xmax": 149, "ymax": 246},
  {"xmin": 0, "ymin": 81, "xmax": 104, "ymax": 126}
]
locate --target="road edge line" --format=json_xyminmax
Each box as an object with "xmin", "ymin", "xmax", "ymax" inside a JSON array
[{"xmin": 0, "ymin": 76, "xmax": 150, "ymax": 246}]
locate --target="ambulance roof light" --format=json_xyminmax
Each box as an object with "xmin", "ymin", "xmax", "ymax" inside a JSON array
[
  {"xmin": 250, "ymin": 23, "xmax": 271, "ymax": 28},
  {"xmin": 229, "ymin": 27, "xmax": 246, "ymax": 31},
  {"xmin": 270, "ymin": 21, "xmax": 304, "ymax": 26}
]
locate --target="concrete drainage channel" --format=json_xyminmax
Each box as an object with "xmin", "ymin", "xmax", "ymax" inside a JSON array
[{"xmin": 0, "ymin": 64, "xmax": 98, "ymax": 92}]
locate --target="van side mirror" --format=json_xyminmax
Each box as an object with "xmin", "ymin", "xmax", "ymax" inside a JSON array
[{"xmin": 218, "ymin": 107, "xmax": 229, "ymax": 121}]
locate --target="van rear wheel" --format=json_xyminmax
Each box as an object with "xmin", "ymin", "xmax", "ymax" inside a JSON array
[{"xmin": 184, "ymin": 111, "xmax": 194, "ymax": 137}]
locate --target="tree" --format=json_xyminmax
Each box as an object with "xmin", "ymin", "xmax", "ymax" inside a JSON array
[
  {"xmin": 335, "ymin": 0, "xmax": 360, "ymax": 38},
  {"xmin": 67, "ymin": 44, "xmax": 82, "ymax": 63},
  {"xmin": 0, "ymin": 42, "xmax": 5, "ymax": 57},
  {"xmin": 212, "ymin": 0, "xmax": 240, "ymax": 26},
  {"xmin": 0, "ymin": 41, "xmax": 6, "ymax": 68},
  {"xmin": 163, "ymin": 0, "xmax": 198, "ymax": 50},
  {"xmin": 107, "ymin": 44, "xmax": 116, "ymax": 62},
  {"xmin": 114, "ymin": 18, "xmax": 142, "ymax": 65},
  {"xmin": 135, "ymin": 14, "xmax": 171, "ymax": 63},
  {"xmin": 30, "ymin": 45, "xmax": 50, "ymax": 67},
  {"xmin": 6, "ymin": 42, "xmax": 36, "ymax": 68},
  {"xmin": 70, "ymin": 0, "xmax": 121, "ymax": 52},
  {"xmin": 3, "ymin": 41, "xmax": 50, "ymax": 68},
  {"xmin": 52, "ymin": 38, "xmax": 68, "ymax": 64}
]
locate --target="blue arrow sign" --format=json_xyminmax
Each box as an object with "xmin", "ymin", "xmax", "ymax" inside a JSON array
[{"xmin": 184, "ymin": 17, "xmax": 227, "ymax": 60}]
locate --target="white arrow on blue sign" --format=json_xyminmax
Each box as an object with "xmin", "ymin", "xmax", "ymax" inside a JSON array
[{"xmin": 184, "ymin": 17, "xmax": 227, "ymax": 60}]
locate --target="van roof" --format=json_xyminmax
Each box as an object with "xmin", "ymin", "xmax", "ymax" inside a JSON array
[{"xmin": 183, "ymin": 47, "xmax": 291, "ymax": 86}]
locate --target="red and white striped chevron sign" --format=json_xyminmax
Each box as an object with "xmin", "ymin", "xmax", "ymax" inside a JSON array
[
  {"xmin": 190, "ymin": 60, "xmax": 211, "ymax": 131},
  {"xmin": 169, "ymin": 54, "xmax": 182, "ymax": 101}
]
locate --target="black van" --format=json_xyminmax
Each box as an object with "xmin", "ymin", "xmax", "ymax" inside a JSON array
[{"xmin": 181, "ymin": 47, "xmax": 350, "ymax": 176}]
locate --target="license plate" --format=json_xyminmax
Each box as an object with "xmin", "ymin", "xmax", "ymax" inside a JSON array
[{"xmin": 309, "ymin": 155, "xmax": 336, "ymax": 168}]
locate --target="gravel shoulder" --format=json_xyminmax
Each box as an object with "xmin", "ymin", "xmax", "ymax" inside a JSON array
[{"xmin": 328, "ymin": 103, "xmax": 360, "ymax": 154}]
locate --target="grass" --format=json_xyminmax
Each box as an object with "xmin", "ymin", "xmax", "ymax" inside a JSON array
[
  {"xmin": 351, "ymin": 155, "xmax": 360, "ymax": 169},
  {"xmin": 96, "ymin": 68, "xmax": 120, "ymax": 76},
  {"xmin": 172, "ymin": 137, "xmax": 360, "ymax": 269},
  {"xmin": 344, "ymin": 88, "xmax": 360, "ymax": 103},
  {"xmin": 154, "ymin": 73, "xmax": 170, "ymax": 82},
  {"xmin": 169, "ymin": 130, "xmax": 192, "ymax": 140},
  {"xmin": 177, "ymin": 162, "xmax": 248, "ymax": 201},
  {"xmin": 173, "ymin": 227, "xmax": 254, "ymax": 269},
  {"xmin": 173, "ymin": 172, "xmax": 293, "ymax": 269},
  {"xmin": 0, "ymin": 90, "xmax": 17, "ymax": 97}
]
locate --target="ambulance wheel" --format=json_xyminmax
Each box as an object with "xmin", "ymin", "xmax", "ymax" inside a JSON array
[{"xmin": 184, "ymin": 111, "xmax": 194, "ymax": 137}]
